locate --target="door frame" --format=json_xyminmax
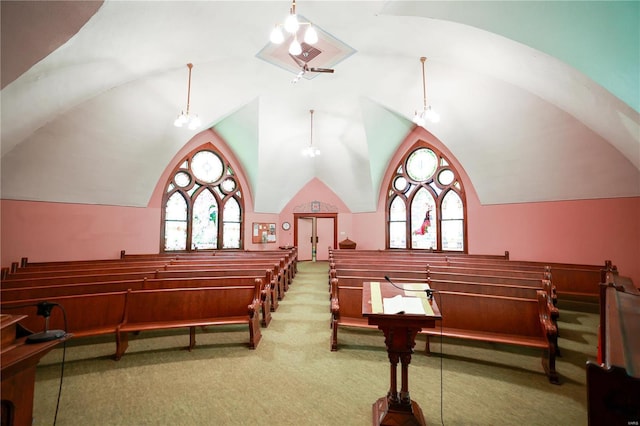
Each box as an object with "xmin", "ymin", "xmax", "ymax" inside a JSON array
[{"xmin": 293, "ymin": 213, "xmax": 338, "ymax": 255}]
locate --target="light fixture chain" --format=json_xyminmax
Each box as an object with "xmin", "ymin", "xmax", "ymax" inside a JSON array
[
  {"xmin": 310, "ymin": 109, "xmax": 314, "ymax": 146},
  {"xmin": 421, "ymin": 57, "xmax": 427, "ymax": 110},
  {"xmin": 186, "ymin": 63, "xmax": 193, "ymax": 115}
]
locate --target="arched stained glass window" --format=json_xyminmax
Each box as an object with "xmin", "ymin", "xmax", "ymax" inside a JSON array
[
  {"xmin": 161, "ymin": 146, "xmax": 243, "ymax": 251},
  {"xmin": 386, "ymin": 142, "xmax": 467, "ymax": 251}
]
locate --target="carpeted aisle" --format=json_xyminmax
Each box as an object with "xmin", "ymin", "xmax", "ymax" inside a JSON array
[{"xmin": 32, "ymin": 261, "xmax": 597, "ymax": 425}]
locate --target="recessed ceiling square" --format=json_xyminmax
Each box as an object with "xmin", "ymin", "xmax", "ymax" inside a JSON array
[{"xmin": 256, "ymin": 15, "xmax": 356, "ymax": 79}]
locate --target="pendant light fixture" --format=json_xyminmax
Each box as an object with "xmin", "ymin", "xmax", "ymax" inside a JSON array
[
  {"xmin": 174, "ymin": 63, "xmax": 202, "ymax": 130},
  {"xmin": 413, "ymin": 57, "xmax": 440, "ymax": 127},
  {"xmin": 270, "ymin": 0, "xmax": 319, "ymax": 56},
  {"xmin": 302, "ymin": 109, "xmax": 320, "ymax": 157}
]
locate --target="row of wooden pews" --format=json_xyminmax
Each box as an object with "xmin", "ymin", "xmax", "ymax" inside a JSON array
[
  {"xmin": 329, "ymin": 248, "xmax": 606, "ymax": 301},
  {"xmin": 327, "ymin": 248, "xmax": 610, "ymax": 384},
  {"xmin": 0, "ymin": 248, "xmax": 297, "ymax": 359}
]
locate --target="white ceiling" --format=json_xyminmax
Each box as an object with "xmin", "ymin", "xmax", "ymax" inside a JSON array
[{"xmin": 1, "ymin": 1, "xmax": 639, "ymax": 213}]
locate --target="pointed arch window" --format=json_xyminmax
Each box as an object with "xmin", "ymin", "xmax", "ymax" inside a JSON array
[
  {"xmin": 386, "ymin": 142, "xmax": 467, "ymax": 251},
  {"xmin": 161, "ymin": 147, "xmax": 243, "ymax": 251}
]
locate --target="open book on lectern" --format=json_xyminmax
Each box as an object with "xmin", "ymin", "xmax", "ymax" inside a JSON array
[
  {"xmin": 383, "ymin": 294, "xmax": 426, "ymax": 315},
  {"xmin": 369, "ymin": 281, "xmax": 435, "ymax": 315}
]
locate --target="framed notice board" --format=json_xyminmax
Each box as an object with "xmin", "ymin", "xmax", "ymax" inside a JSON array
[{"xmin": 252, "ymin": 222, "xmax": 276, "ymax": 244}]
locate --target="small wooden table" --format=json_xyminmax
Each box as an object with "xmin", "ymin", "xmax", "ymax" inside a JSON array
[{"xmin": 362, "ymin": 282, "xmax": 441, "ymax": 426}]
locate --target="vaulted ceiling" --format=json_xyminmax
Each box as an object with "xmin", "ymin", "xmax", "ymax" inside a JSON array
[{"xmin": 2, "ymin": 1, "xmax": 638, "ymax": 213}]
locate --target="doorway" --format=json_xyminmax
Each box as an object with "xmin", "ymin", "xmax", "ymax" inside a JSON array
[{"xmin": 294, "ymin": 213, "xmax": 337, "ymax": 261}]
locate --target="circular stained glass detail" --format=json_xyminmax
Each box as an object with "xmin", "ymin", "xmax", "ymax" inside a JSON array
[
  {"xmin": 221, "ymin": 178, "xmax": 236, "ymax": 194},
  {"xmin": 393, "ymin": 176, "xmax": 408, "ymax": 192},
  {"xmin": 437, "ymin": 169, "xmax": 455, "ymax": 186},
  {"xmin": 406, "ymin": 148, "xmax": 437, "ymax": 182},
  {"xmin": 191, "ymin": 151, "xmax": 223, "ymax": 183},
  {"xmin": 174, "ymin": 172, "xmax": 191, "ymax": 187}
]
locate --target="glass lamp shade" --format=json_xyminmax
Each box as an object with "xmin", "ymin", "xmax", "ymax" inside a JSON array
[
  {"xmin": 174, "ymin": 112, "xmax": 188, "ymax": 127},
  {"xmin": 413, "ymin": 107, "xmax": 440, "ymax": 126},
  {"xmin": 425, "ymin": 106, "xmax": 440, "ymax": 123},
  {"xmin": 412, "ymin": 111, "xmax": 425, "ymax": 127},
  {"xmin": 270, "ymin": 26, "xmax": 285, "ymax": 44},
  {"xmin": 304, "ymin": 26, "xmax": 318, "ymax": 44},
  {"xmin": 188, "ymin": 115, "xmax": 202, "ymax": 130},
  {"xmin": 302, "ymin": 146, "xmax": 321, "ymax": 157},
  {"xmin": 289, "ymin": 38, "xmax": 302, "ymax": 55},
  {"xmin": 174, "ymin": 112, "xmax": 201, "ymax": 129},
  {"xmin": 284, "ymin": 14, "xmax": 299, "ymax": 33}
]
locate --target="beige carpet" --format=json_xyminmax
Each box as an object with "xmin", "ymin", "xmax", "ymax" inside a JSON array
[{"xmin": 32, "ymin": 261, "xmax": 598, "ymax": 425}]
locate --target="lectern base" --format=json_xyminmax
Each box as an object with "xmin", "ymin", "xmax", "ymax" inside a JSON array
[{"xmin": 372, "ymin": 396, "xmax": 426, "ymax": 426}]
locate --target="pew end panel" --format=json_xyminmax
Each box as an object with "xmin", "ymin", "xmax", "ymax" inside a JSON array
[{"xmin": 330, "ymin": 279, "xmax": 377, "ymax": 351}]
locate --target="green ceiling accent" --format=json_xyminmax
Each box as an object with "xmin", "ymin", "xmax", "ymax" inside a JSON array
[
  {"xmin": 360, "ymin": 97, "xmax": 414, "ymax": 198},
  {"xmin": 213, "ymin": 99, "xmax": 259, "ymax": 200},
  {"xmin": 384, "ymin": 1, "xmax": 640, "ymax": 112}
]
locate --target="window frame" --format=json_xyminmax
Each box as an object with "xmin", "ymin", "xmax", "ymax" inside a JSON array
[
  {"xmin": 160, "ymin": 145, "xmax": 244, "ymax": 252},
  {"xmin": 385, "ymin": 141, "xmax": 467, "ymax": 252}
]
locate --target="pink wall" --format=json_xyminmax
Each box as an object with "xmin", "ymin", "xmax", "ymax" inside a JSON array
[
  {"xmin": 2, "ymin": 126, "xmax": 638, "ymax": 284},
  {"xmin": 468, "ymin": 197, "xmax": 640, "ymax": 284},
  {"xmin": 0, "ymin": 200, "xmax": 160, "ymax": 264}
]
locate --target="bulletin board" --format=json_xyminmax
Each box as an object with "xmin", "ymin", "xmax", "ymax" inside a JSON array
[{"xmin": 252, "ymin": 222, "xmax": 276, "ymax": 244}]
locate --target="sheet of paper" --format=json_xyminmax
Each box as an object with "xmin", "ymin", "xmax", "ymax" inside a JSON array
[
  {"xmin": 383, "ymin": 294, "xmax": 405, "ymax": 314},
  {"xmin": 383, "ymin": 295, "xmax": 426, "ymax": 315},
  {"xmin": 401, "ymin": 296, "xmax": 426, "ymax": 315}
]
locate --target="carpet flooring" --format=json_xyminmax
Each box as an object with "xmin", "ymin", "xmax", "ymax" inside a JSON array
[{"xmin": 32, "ymin": 260, "xmax": 598, "ymax": 425}]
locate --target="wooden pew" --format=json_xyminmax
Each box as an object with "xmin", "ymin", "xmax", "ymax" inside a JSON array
[
  {"xmin": 330, "ymin": 265, "xmax": 557, "ymax": 310},
  {"xmin": 155, "ymin": 267, "xmax": 279, "ymax": 312},
  {"xmin": 11, "ymin": 249, "xmax": 297, "ymax": 288},
  {"xmin": 142, "ymin": 276, "xmax": 271, "ymax": 328},
  {"xmin": 329, "ymin": 278, "xmax": 559, "ymax": 383},
  {"xmin": 169, "ymin": 258, "xmax": 291, "ymax": 287},
  {"xmin": 163, "ymin": 261, "xmax": 286, "ymax": 301},
  {"xmin": 115, "ymin": 284, "xmax": 262, "ymax": 360},
  {"xmin": 4, "ymin": 254, "xmax": 283, "ymax": 302},
  {"xmin": 6, "ymin": 260, "xmax": 169, "ymax": 275},
  {"xmin": 120, "ymin": 248, "xmax": 298, "ymax": 285},
  {"xmin": 328, "ymin": 248, "xmax": 509, "ymax": 261},
  {"xmin": 419, "ymin": 290, "xmax": 558, "ymax": 383},
  {"xmin": 586, "ymin": 267, "xmax": 640, "ymax": 424},
  {"xmin": 1, "ymin": 281, "xmax": 264, "ymax": 360},
  {"xmin": 1, "ymin": 292, "xmax": 128, "ymax": 339},
  {"xmin": 1, "ymin": 276, "xmax": 272, "ymax": 328},
  {"xmin": 0, "ymin": 271, "xmax": 153, "ymax": 290},
  {"xmin": 328, "ymin": 249, "xmax": 606, "ymax": 301}
]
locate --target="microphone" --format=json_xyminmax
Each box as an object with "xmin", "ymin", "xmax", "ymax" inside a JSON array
[
  {"xmin": 26, "ymin": 301, "xmax": 66, "ymax": 344},
  {"xmin": 384, "ymin": 275, "xmax": 436, "ymax": 301}
]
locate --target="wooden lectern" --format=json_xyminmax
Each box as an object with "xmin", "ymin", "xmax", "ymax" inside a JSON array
[
  {"xmin": 1, "ymin": 314, "xmax": 70, "ymax": 426},
  {"xmin": 362, "ymin": 282, "xmax": 441, "ymax": 426}
]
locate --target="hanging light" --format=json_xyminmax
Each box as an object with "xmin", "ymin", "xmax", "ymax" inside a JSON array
[
  {"xmin": 413, "ymin": 57, "xmax": 440, "ymax": 127},
  {"xmin": 174, "ymin": 63, "xmax": 201, "ymax": 130},
  {"xmin": 302, "ymin": 109, "xmax": 321, "ymax": 157},
  {"xmin": 270, "ymin": 0, "xmax": 318, "ymax": 54}
]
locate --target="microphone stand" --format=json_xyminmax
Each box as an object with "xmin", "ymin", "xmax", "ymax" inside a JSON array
[{"xmin": 384, "ymin": 275, "xmax": 436, "ymax": 301}]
